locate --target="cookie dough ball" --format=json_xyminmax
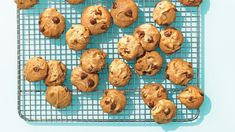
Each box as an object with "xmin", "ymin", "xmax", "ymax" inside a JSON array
[
  {"xmin": 108, "ymin": 59, "xmax": 132, "ymax": 87},
  {"xmin": 81, "ymin": 5, "xmax": 111, "ymax": 35},
  {"xmin": 66, "ymin": 24, "xmax": 90, "ymax": 51},
  {"xmin": 160, "ymin": 27, "xmax": 184, "ymax": 54},
  {"xmin": 15, "ymin": 0, "xmax": 38, "ymax": 9},
  {"xmin": 100, "ymin": 89, "xmax": 126, "ymax": 114},
  {"xmin": 66, "ymin": 0, "xmax": 84, "ymax": 4},
  {"xmin": 133, "ymin": 24, "xmax": 161, "ymax": 51},
  {"xmin": 153, "ymin": 1, "xmax": 177, "ymax": 25},
  {"xmin": 178, "ymin": 86, "xmax": 204, "ymax": 109},
  {"xmin": 135, "ymin": 51, "xmax": 163, "ymax": 76},
  {"xmin": 111, "ymin": 0, "xmax": 138, "ymax": 28},
  {"xmin": 44, "ymin": 60, "xmax": 66, "ymax": 86},
  {"xmin": 151, "ymin": 99, "xmax": 176, "ymax": 124},
  {"xmin": 166, "ymin": 58, "xmax": 194, "ymax": 85},
  {"xmin": 80, "ymin": 49, "xmax": 107, "ymax": 73},
  {"xmin": 179, "ymin": 0, "xmax": 202, "ymax": 6},
  {"xmin": 46, "ymin": 86, "xmax": 72, "ymax": 108},
  {"xmin": 71, "ymin": 66, "xmax": 99, "ymax": 92},
  {"xmin": 39, "ymin": 8, "xmax": 66, "ymax": 38},
  {"xmin": 24, "ymin": 57, "xmax": 48, "ymax": 82},
  {"xmin": 118, "ymin": 35, "xmax": 144, "ymax": 61},
  {"xmin": 141, "ymin": 83, "xmax": 168, "ymax": 109}
]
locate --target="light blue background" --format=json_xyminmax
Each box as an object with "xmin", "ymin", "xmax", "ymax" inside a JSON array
[{"xmin": 0, "ymin": 0, "xmax": 234, "ymax": 131}]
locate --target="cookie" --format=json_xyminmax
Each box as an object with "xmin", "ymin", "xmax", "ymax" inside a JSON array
[
  {"xmin": 66, "ymin": 24, "xmax": 90, "ymax": 51},
  {"xmin": 151, "ymin": 99, "xmax": 176, "ymax": 124},
  {"xmin": 133, "ymin": 24, "xmax": 161, "ymax": 51},
  {"xmin": 100, "ymin": 89, "xmax": 126, "ymax": 114},
  {"xmin": 71, "ymin": 66, "xmax": 99, "ymax": 92},
  {"xmin": 39, "ymin": 8, "xmax": 66, "ymax": 38},
  {"xmin": 24, "ymin": 57, "xmax": 48, "ymax": 82},
  {"xmin": 141, "ymin": 83, "xmax": 168, "ymax": 109},
  {"xmin": 118, "ymin": 35, "xmax": 144, "ymax": 61},
  {"xmin": 179, "ymin": 0, "xmax": 202, "ymax": 6},
  {"xmin": 46, "ymin": 86, "xmax": 72, "ymax": 108},
  {"xmin": 178, "ymin": 86, "xmax": 204, "ymax": 109},
  {"xmin": 153, "ymin": 1, "xmax": 177, "ymax": 25},
  {"xmin": 44, "ymin": 60, "xmax": 66, "ymax": 86},
  {"xmin": 66, "ymin": 0, "xmax": 84, "ymax": 4},
  {"xmin": 111, "ymin": 0, "xmax": 138, "ymax": 28},
  {"xmin": 160, "ymin": 27, "xmax": 184, "ymax": 54},
  {"xmin": 80, "ymin": 49, "xmax": 107, "ymax": 73},
  {"xmin": 15, "ymin": 0, "xmax": 38, "ymax": 9},
  {"xmin": 81, "ymin": 5, "xmax": 111, "ymax": 35},
  {"xmin": 135, "ymin": 51, "xmax": 163, "ymax": 76},
  {"xmin": 165, "ymin": 58, "xmax": 194, "ymax": 85},
  {"xmin": 108, "ymin": 59, "xmax": 132, "ymax": 87}
]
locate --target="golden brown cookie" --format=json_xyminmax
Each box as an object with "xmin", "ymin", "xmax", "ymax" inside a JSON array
[
  {"xmin": 151, "ymin": 99, "xmax": 176, "ymax": 124},
  {"xmin": 165, "ymin": 58, "xmax": 194, "ymax": 85},
  {"xmin": 80, "ymin": 49, "xmax": 107, "ymax": 73},
  {"xmin": 39, "ymin": 8, "xmax": 66, "ymax": 38},
  {"xmin": 135, "ymin": 51, "xmax": 163, "ymax": 76},
  {"xmin": 153, "ymin": 1, "xmax": 177, "ymax": 25},
  {"xmin": 66, "ymin": 24, "xmax": 90, "ymax": 51},
  {"xmin": 46, "ymin": 86, "xmax": 72, "ymax": 108},
  {"xmin": 133, "ymin": 23, "xmax": 161, "ymax": 51},
  {"xmin": 81, "ymin": 5, "xmax": 111, "ymax": 35},
  {"xmin": 160, "ymin": 27, "xmax": 184, "ymax": 54},
  {"xmin": 71, "ymin": 66, "xmax": 99, "ymax": 92},
  {"xmin": 118, "ymin": 35, "xmax": 144, "ymax": 61},
  {"xmin": 111, "ymin": 0, "xmax": 138, "ymax": 28},
  {"xmin": 24, "ymin": 57, "xmax": 48, "ymax": 82},
  {"xmin": 100, "ymin": 89, "xmax": 126, "ymax": 114},
  {"xmin": 66, "ymin": 0, "xmax": 84, "ymax": 4},
  {"xmin": 15, "ymin": 0, "xmax": 38, "ymax": 9},
  {"xmin": 179, "ymin": 0, "xmax": 202, "ymax": 6},
  {"xmin": 44, "ymin": 60, "xmax": 66, "ymax": 86},
  {"xmin": 141, "ymin": 83, "xmax": 168, "ymax": 109},
  {"xmin": 108, "ymin": 59, "xmax": 132, "ymax": 87},
  {"xmin": 178, "ymin": 86, "xmax": 204, "ymax": 109}
]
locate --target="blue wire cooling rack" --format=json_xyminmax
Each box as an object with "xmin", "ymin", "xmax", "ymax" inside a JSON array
[{"xmin": 17, "ymin": 0, "xmax": 201, "ymax": 122}]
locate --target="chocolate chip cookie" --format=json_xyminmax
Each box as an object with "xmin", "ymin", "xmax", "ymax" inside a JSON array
[
  {"xmin": 118, "ymin": 35, "xmax": 144, "ymax": 61},
  {"xmin": 179, "ymin": 0, "xmax": 202, "ymax": 6},
  {"xmin": 160, "ymin": 27, "xmax": 184, "ymax": 54},
  {"xmin": 108, "ymin": 59, "xmax": 132, "ymax": 87},
  {"xmin": 44, "ymin": 60, "xmax": 66, "ymax": 86},
  {"xmin": 135, "ymin": 51, "xmax": 163, "ymax": 76},
  {"xmin": 66, "ymin": 24, "xmax": 90, "ymax": 51},
  {"xmin": 15, "ymin": 0, "xmax": 38, "ymax": 9},
  {"xmin": 178, "ymin": 86, "xmax": 204, "ymax": 109},
  {"xmin": 71, "ymin": 66, "xmax": 99, "ymax": 92},
  {"xmin": 111, "ymin": 0, "xmax": 138, "ymax": 28},
  {"xmin": 81, "ymin": 5, "xmax": 111, "ymax": 35},
  {"xmin": 39, "ymin": 8, "xmax": 66, "ymax": 38},
  {"xmin": 80, "ymin": 49, "xmax": 107, "ymax": 73},
  {"xmin": 66, "ymin": 0, "xmax": 84, "ymax": 4},
  {"xmin": 24, "ymin": 57, "xmax": 48, "ymax": 82},
  {"xmin": 141, "ymin": 83, "xmax": 168, "ymax": 109},
  {"xmin": 151, "ymin": 99, "xmax": 176, "ymax": 124},
  {"xmin": 100, "ymin": 89, "xmax": 126, "ymax": 114},
  {"xmin": 46, "ymin": 85, "xmax": 72, "ymax": 108},
  {"xmin": 153, "ymin": 1, "xmax": 177, "ymax": 25},
  {"xmin": 133, "ymin": 23, "xmax": 161, "ymax": 51},
  {"xmin": 165, "ymin": 58, "xmax": 194, "ymax": 85}
]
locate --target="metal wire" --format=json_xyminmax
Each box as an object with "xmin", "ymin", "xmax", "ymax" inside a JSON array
[{"xmin": 17, "ymin": 0, "xmax": 201, "ymax": 122}]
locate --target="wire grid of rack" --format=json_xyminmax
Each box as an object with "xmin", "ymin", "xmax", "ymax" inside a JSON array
[{"xmin": 17, "ymin": 0, "xmax": 201, "ymax": 122}]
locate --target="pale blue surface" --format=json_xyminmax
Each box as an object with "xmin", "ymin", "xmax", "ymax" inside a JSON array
[{"xmin": 0, "ymin": 0, "xmax": 234, "ymax": 131}]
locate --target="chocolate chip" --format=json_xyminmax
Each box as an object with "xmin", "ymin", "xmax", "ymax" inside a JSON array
[
  {"xmin": 164, "ymin": 108, "xmax": 170, "ymax": 115},
  {"xmin": 33, "ymin": 67, "xmax": 40, "ymax": 72},
  {"xmin": 200, "ymin": 91, "xmax": 204, "ymax": 96},
  {"xmin": 186, "ymin": 73, "xmax": 193, "ymax": 78},
  {"xmin": 125, "ymin": 10, "xmax": 133, "ymax": 17},
  {"xmin": 80, "ymin": 72, "xmax": 88, "ymax": 80},
  {"xmin": 147, "ymin": 36, "xmax": 154, "ymax": 43},
  {"xmin": 164, "ymin": 31, "xmax": 172, "ymax": 37},
  {"xmin": 88, "ymin": 65, "xmax": 94, "ymax": 72},
  {"xmin": 188, "ymin": 96, "xmax": 193, "ymax": 102},
  {"xmin": 151, "ymin": 64, "xmax": 159, "ymax": 70},
  {"xmin": 52, "ymin": 17, "xmax": 60, "ymax": 24},
  {"xmin": 73, "ymin": 39, "xmax": 78, "ymax": 44},
  {"xmin": 90, "ymin": 18, "xmax": 97, "ymax": 25},
  {"xmin": 142, "ymin": 93, "xmax": 147, "ymax": 98},
  {"xmin": 112, "ymin": 2, "xmax": 117, "ymax": 9},
  {"xmin": 166, "ymin": 74, "xmax": 169, "ymax": 79},
  {"xmin": 124, "ymin": 48, "xmax": 130, "ymax": 54},
  {"xmin": 87, "ymin": 79, "xmax": 95, "ymax": 87},
  {"xmin": 95, "ymin": 9, "xmax": 102, "ymax": 15},
  {"xmin": 137, "ymin": 31, "xmax": 145, "ymax": 39},
  {"xmin": 111, "ymin": 103, "xmax": 116, "ymax": 110},
  {"xmin": 117, "ymin": 109, "xmax": 122, "ymax": 113},
  {"xmin": 148, "ymin": 102, "xmax": 154, "ymax": 109},
  {"xmin": 155, "ymin": 85, "xmax": 160, "ymax": 90},
  {"xmin": 101, "ymin": 25, "xmax": 107, "ymax": 30},
  {"xmin": 105, "ymin": 100, "xmax": 110, "ymax": 104},
  {"xmin": 65, "ymin": 87, "xmax": 69, "ymax": 92},
  {"xmin": 39, "ymin": 20, "xmax": 41, "ymax": 25},
  {"xmin": 165, "ymin": 65, "xmax": 168, "ymax": 71},
  {"xmin": 40, "ymin": 27, "xmax": 45, "ymax": 32}
]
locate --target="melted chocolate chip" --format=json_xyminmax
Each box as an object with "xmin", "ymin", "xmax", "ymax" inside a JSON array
[
  {"xmin": 52, "ymin": 17, "xmax": 60, "ymax": 24},
  {"xmin": 148, "ymin": 102, "xmax": 154, "ymax": 109},
  {"xmin": 90, "ymin": 18, "xmax": 97, "ymax": 25},
  {"xmin": 151, "ymin": 64, "xmax": 159, "ymax": 70},
  {"xmin": 111, "ymin": 103, "xmax": 116, "ymax": 110},
  {"xmin": 147, "ymin": 36, "xmax": 154, "ymax": 43},
  {"xmin": 155, "ymin": 85, "xmax": 160, "ymax": 90},
  {"xmin": 124, "ymin": 48, "xmax": 130, "ymax": 54},
  {"xmin": 137, "ymin": 31, "xmax": 145, "ymax": 39},
  {"xmin": 186, "ymin": 73, "xmax": 193, "ymax": 78},
  {"xmin": 40, "ymin": 27, "xmax": 45, "ymax": 32},
  {"xmin": 164, "ymin": 30, "xmax": 172, "ymax": 37},
  {"xmin": 101, "ymin": 25, "xmax": 107, "ymax": 30},
  {"xmin": 105, "ymin": 100, "xmax": 110, "ymax": 104},
  {"xmin": 125, "ymin": 10, "xmax": 133, "ymax": 17},
  {"xmin": 166, "ymin": 74, "xmax": 169, "ymax": 79},
  {"xmin": 33, "ymin": 67, "xmax": 40, "ymax": 72},
  {"xmin": 80, "ymin": 72, "xmax": 88, "ymax": 80},
  {"xmin": 87, "ymin": 79, "xmax": 95, "ymax": 87},
  {"xmin": 112, "ymin": 2, "xmax": 117, "ymax": 9},
  {"xmin": 188, "ymin": 96, "xmax": 193, "ymax": 102},
  {"xmin": 164, "ymin": 108, "xmax": 170, "ymax": 115}
]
